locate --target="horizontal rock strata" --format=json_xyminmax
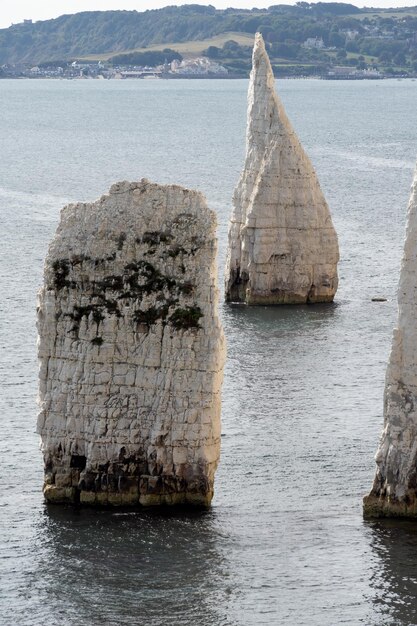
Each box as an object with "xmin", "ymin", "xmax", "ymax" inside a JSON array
[
  {"xmin": 37, "ymin": 179, "xmax": 226, "ymax": 507},
  {"xmin": 364, "ymin": 164, "xmax": 417, "ymax": 518},
  {"xmin": 225, "ymin": 33, "xmax": 339, "ymax": 305}
]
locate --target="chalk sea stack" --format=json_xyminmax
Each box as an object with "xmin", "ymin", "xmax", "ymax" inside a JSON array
[
  {"xmin": 225, "ymin": 33, "xmax": 339, "ymax": 305},
  {"xmin": 364, "ymin": 165, "xmax": 417, "ymax": 518},
  {"xmin": 37, "ymin": 179, "xmax": 226, "ymax": 507}
]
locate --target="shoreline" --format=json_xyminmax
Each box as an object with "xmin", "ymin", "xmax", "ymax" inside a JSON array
[{"xmin": 1, "ymin": 74, "xmax": 416, "ymax": 81}]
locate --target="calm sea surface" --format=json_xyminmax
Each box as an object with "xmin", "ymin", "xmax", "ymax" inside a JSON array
[{"xmin": 1, "ymin": 77, "xmax": 417, "ymax": 625}]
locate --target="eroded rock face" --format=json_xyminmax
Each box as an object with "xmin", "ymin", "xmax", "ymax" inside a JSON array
[
  {"xmin": 37, "ymin": 179, "xmax": 226, "ymax": 507},
  {"xmin": 225, "ymin": 33, "xmax": 339, "ymax": 304},
  {"xmin": 364, "ymin": 165, "xmax": 417, "ymax": 518}
]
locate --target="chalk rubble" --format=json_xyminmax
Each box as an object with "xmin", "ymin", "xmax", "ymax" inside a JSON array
[
  {"xmin": 364, "ymin": 164, "xmax": 417, "ymax": 518},
  {"xmin": 225, "ymin": 33, "xmax": 339, "ymax": 304},
  {"xmin": 37, "ymin": 179, "xmax": 226, "ymax": 507}
]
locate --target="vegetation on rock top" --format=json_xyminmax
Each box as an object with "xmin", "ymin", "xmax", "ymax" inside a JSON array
[{"xmin": 51, "ymin": 248, "xmax": 201, "ymax": 335}]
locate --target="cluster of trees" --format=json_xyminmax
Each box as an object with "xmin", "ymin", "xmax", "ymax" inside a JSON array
[
  {"xmin": 0, "ymin": 4, "xmax": 417, "ymax": 73},
  {"xmin": 203, "ymin": 40, "xmax": 253, "ymax": 74},
  {"xmin": 205, "ymin": 39, "xmax": 416, "ymax": 76},
  {"xmin": 0, "ymin": 7, "xmax": 221, "ymax": 64},
  {"xmin": 111, "ymin": 49, "xmax": 182, "ymax": 67}
]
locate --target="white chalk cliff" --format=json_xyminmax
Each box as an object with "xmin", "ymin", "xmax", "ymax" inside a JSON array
[
  {"xmin": 37, "ymin": 179, "xmax": 226, "ymax": 507},
  {"xmin": 364, "ymin": 165, "xmax": 417, "ymax": 518},
  {"xmin": 225, "ymin": 33, "xmax": 339, "ymax": 304}
]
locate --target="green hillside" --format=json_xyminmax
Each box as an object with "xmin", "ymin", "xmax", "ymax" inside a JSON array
[
  {"xmin": 81, "ymin": 32, "xmax": 256, "ymax": 62},
  {"xmin": 1, "ymin": 3, "xmax": 417, "ymax": 76},
  {"xmin": 0, "ymin": 3, "xmax": 371, "ymax": 64}
]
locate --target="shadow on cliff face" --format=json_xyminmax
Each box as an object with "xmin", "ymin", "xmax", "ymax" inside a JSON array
[
  {"xmin": 31, "ymin": 505, "xmax": 237, "ymax": 626},
  {"xmin": 364, "ymin": 519, "xmax": 417, "ymax": 625}
]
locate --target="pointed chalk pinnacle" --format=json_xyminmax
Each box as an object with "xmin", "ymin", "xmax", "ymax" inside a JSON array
[
  {"xmin": 225, "ymin": 33, "xmax": 339, "ymax": 305},
  {"xmin": 364, "ymin": 164, "xmax": 417, "ymax": 518}
]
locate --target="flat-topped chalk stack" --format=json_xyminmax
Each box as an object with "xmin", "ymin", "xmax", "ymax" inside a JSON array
[
  {"xmin": 364, "ymin": 165, "xmax": 417, "ymax": 518},
  {"xmin": 225, "ymin": 33, "xmax": 339, "ymax": 305},
  {"xmin": 37, "ymin": 179, "xmax": 226, "ymax": 507}
]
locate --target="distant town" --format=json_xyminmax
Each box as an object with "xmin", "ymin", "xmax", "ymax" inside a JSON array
[
  {"xmin": 0, "ymin": 56, "xmax": 234, "ymax": 80},
  {"xmin": 0, "ymin": 56, "xmax": 396, "ymax": 81}
]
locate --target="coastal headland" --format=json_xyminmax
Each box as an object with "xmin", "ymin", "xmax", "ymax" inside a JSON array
[{"xmin": 2, "ymin": 3, "xmax": 417, "ymax": 79}]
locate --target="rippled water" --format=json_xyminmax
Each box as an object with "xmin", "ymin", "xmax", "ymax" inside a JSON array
[{"xmin": 1, "ymin": 78, "xmax": 417, "ymax": 625}]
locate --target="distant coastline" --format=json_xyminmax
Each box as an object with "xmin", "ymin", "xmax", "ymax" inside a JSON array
[
  {"xmin": 2, "ymin": 4, "xmax": 417, "ymax": 79},
  {"xmin": 2, "ymin": 72, "xmax": 415, "ymax": 81}
]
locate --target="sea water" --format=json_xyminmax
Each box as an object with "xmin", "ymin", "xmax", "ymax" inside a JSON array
[{"xmin": 1, "ymin": 77, "xmax": 417, "ymax": 625}]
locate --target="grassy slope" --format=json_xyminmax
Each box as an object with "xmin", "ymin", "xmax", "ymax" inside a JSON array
[{"xmin": 81, "ymin": 32, "xmax": 255, "ymax": 61}]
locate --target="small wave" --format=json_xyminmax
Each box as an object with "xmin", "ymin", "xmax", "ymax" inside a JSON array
[
  {"xmin": 0, "ymin": 185, "xmax": 70, "ymax": 207},
  {"xmin": 319, "ymin": 148, "xmax": 415, "ymax": 171},
  {"xmin": 0, "ymin": 186, "xmax": 72, "ymax": 223}
]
